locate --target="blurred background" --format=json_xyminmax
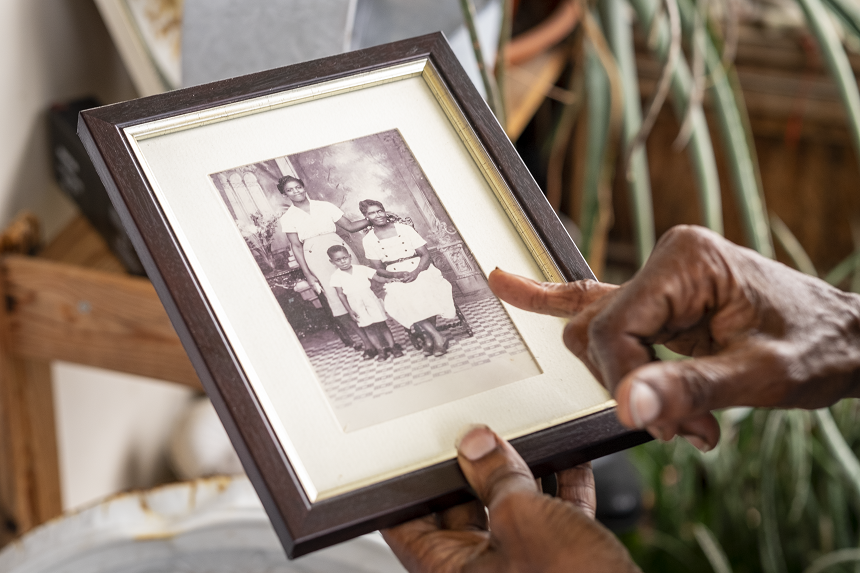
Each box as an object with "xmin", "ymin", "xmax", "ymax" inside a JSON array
[{"xmin": 2, "ymin": 0, "xmax": 860, "ymax": 571}]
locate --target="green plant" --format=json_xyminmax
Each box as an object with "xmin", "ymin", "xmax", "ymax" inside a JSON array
[
  {"xmin": 460, "ymin": 0, "xmax": 860, "ymax": 569},
  {"xmin": 623, "ymin": 404, "xmax": 860, "ymax": 573}
]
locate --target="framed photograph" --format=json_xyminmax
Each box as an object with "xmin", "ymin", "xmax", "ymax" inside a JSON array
[
  {"xmin": 94, "ymin": 0, "xmax": 182, "ymax": 95},
  {"xmin": 78, "ymin": 33, "xmax": 649, "ymax": 557}
]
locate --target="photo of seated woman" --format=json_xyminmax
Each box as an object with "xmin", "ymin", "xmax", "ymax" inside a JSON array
[
  {"xmin": 210, "ymin": 129, "xmax": 541, "ymax": 431},
  {"xmin": 359, "ymin": 199, "xmax": 456, "ymax": 358}
]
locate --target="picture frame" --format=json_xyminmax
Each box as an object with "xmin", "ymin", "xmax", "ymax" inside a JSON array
[
  {"xmin": 93, "ymin": 0, "xmax": 182, "ymax": 96},
  {"xmin": 78, "ymin": 33, "xmax": 650, "ymax": 558}
]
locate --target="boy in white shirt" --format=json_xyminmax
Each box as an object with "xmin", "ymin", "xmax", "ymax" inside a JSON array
[{"xmin": 327, "ymin": 245, "xmax": 403, "ymax": 361}]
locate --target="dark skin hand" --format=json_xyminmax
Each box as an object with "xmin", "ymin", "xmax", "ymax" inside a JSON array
[
  {"xmin": 382, "ymin": 426, "xmax": 640, "ymax": 573},
  {"xmin": 490, "ymin": 225, "xmax": 860, "ymax": 450},
  {"xmin": 384, "ymin": 225, "xmax": 860, "ymax": 571}
]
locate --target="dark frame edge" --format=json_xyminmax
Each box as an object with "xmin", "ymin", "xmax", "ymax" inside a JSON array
[
  {"xmin": 86, "ymin": 34, "xmax": 447, "ymax": 132},
  {"xmin": 287, "ymin": 409, "xmax": 650, "ymax": 557},
  {"xmin": 77, "ymin": 112, "xmax": 302, "ymax": 556}
]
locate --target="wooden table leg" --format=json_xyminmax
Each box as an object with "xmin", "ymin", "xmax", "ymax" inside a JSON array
[{"xmin": 0, "ymin": 296, "xmax": 61, "ymax": 547}]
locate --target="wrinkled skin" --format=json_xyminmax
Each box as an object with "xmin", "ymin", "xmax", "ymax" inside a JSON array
[
  {"xmin": 490, "ymin": 225, "xmax": 860, "ymax": 449},
  {"xmin": 383, "ymin": 427, "xmax": 640, "ymax": 573},
  {"xmin": 383, "ymin": 225, "xmax": 860, "ymax": 571}
]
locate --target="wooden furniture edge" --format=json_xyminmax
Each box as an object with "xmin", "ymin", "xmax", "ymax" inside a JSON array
[{"xmin": 2, "ymin": 255, "xmax": 201, "ymax": 389}]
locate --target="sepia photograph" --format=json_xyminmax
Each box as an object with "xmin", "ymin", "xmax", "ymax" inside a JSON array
[{"xmin": 210, "ymin": 129, "xmax": 541, "ymax": 430}]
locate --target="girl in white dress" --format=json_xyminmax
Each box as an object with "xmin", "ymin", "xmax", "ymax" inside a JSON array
[
  {"xmin": 359, "ymin": 199, "xmax": 456, "ymax": 357},
  {"xmin": 327, "ymin": 245, "xmax": 402, "ymax": 361},
  {"xmin": 277, "ymin": 175, "xmax": 371, "ymax": 350}
]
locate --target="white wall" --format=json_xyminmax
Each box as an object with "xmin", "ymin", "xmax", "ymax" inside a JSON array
[
  {"xmin": 0, "ymin": 0, "xmax": 137, "ymax": 237},
  {"xmin": 52, "ymin": 363, "xmax": 195, "ymax": 510},
  {"xmin": 0, "ymin": 0, "xmax": 193, "ymax": 512}
]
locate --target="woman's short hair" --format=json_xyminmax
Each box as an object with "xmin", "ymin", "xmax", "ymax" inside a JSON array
[
  {"xmin": 358, "ymin": 199, "xmax": 385, "ymax": 216},
  {"xmin": 277, "ymin": 175, "xmax": 305, "ymax": 194},
  {"xmin": 327, "ymin": 245, "xmax": 349, "ymax": 259}
]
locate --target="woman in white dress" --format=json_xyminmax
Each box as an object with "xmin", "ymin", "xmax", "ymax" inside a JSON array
[
  {"xmin": 278, "ymin": 175, "xmax": 371, "ymax": 349},
  {"xmin": 359, "ymin": 199, "xmax": 457, "ymax": 356}
]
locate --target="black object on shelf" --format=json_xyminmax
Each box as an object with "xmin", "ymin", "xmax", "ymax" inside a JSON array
[
  {"xmin": 50, "ymin": 97, "xmax": 146, "ymax": 276},
  {"xmin": 593, "ymin": 451, "xmax": 643, "ymax": 533}
]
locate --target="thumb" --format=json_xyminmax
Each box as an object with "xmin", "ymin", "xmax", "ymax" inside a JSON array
[
  {"xmin": 456, "ymin": 425, "xmax": 538, "ymax": 510},
  {"xmin": 613, "ymin": 354, "xmax": 766, "ymax": 438}
]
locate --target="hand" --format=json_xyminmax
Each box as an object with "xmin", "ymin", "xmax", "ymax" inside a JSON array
[
  {"xmin": 350, "ymin": 311, "xmax": 361, "ymax": 322},
  {"xmin": 382, "ymin": 426, "xmax": 639, "ymax": 573},
  {"xmin": 401, "ymin": 270, "xmax": 420, "ymax": 283},
  {"xmin": 489, "ymin": 225, "xmax": 860, "ymax": 451},
  {"xmin": 307, "ymin": 274, "xmax": 322, "ymax": 293}
]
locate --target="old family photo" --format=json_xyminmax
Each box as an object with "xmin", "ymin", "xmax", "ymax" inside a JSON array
[{"xmin": 210, "ymin": 130, "xmax": 540, "ymax": 430}]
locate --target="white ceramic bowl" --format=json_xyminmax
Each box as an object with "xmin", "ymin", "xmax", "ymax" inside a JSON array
[{"xmin": 0, "ymin": 476, "xmax": 405, "ymax": 573}]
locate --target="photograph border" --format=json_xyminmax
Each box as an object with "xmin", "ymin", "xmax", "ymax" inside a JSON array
[{"xmin": 78, "ymin": 33, "xmax": 650, "ymax": 558}]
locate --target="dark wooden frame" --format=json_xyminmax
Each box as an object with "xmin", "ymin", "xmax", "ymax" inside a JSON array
[{"xmin": 78, "ymin": 33, "xmax": 650, "ymax": 558}]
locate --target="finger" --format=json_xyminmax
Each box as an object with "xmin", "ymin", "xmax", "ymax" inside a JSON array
[
  {"xmin": 644, "ymin": 412, "xmax": 721, "ymax": 451},
  {"xmin": 556, "ymin": 463, "xmax": 596, "ymax": 519},
  {"xmin": 678, "ymin": 414, "xmax": 721, "ymax": 451},
  {"xmin": 438, "ymin": 499, "xmax": 488, "ymax": 531},
  {"xmin": 612, "ymin": 349, "xmax": 782, "ymax": 432},
  {"xmin": 585, "ymin": 226, "xmax": 734, "ymax": 391},
  {"xmin": 489, "ymin": 269, "xmax": 617, "ymax": 318},
  {"xmin": 456, "ymin": 425, "xmax": 538, "ymax": 511},
  {"xmin": 562, "ymin": 293, "xmax": 621, "ymax": 384},
  {"xmin": 381, "ymin": 514, "xmax": 440, "ymax": 567},
  {"xmin": 585, "ymin": 291, "xmax": 671, "ymax": 393}
]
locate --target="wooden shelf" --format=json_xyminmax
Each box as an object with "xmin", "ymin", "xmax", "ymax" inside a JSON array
[
  {"xmin": 505, "ymin": 46, "xmax": 570, "ymax": 141},
  {"xmin": 5, "ymin": 255, "xmax": 200, "ymax": 388}
]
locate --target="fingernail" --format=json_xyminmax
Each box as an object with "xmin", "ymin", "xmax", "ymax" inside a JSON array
[
  {"xmin": 683, "ymin": 435, "xmax": 712, "ymax": 453},
  {"xmin": 457, "ymin": 426, "xmax": 498, "ymax": 461},
  {"xmin": 454, "ymin": 423, "xmax": 488, "ymax": 448},
  {"xmin": 629, "ymin": 382, "xmax": 661, "ymax": 428}
]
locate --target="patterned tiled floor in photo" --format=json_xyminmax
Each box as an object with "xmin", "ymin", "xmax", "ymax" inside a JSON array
[{"xmin": 303, "ymin": 297, "xmax": 532, "ymax": 409}]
